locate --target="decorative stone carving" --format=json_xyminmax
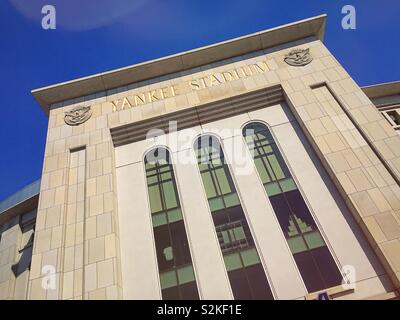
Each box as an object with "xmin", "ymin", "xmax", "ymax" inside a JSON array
[
  {"xmin": 64, "ymin": 105, "xmax": 92, "ymax": 126},
  {"xmin": 284, "ymin": 48, "xmax": 313, "ymax": 66}
]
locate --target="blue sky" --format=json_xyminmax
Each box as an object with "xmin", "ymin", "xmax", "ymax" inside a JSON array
[{"xmin": 0, "ymin": 0, "xmax": 399, "ymax": 201}]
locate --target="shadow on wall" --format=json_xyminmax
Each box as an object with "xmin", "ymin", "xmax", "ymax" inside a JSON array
[{"xmin": 282, "ymin": 101, "xmax": 392, "ymax": 292}]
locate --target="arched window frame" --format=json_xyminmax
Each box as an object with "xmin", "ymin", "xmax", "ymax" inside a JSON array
[
  {"xmin": 192, "ymin": 133, "xmax": 275, "ymax": 300},
  {"xmin": 241, "ymin": 121, "xmax": 345, "ymax": 293},
  {"xmin": 143, "ymin": 146, "xmax": 200, "ymax": 300}
]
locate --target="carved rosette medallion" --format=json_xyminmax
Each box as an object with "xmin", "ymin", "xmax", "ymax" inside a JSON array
[
  {"xmin": 284, "ymin": 48, "xmax": 313, "ymax": 66},
  {"xmin": 64, "ymin": 105, "xmax": 92, "ymax": 126}
]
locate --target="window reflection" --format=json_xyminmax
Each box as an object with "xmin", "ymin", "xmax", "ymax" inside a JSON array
[
  {"xmin": 243, "ymin": 123, "xmax": 343, "ymax": 293},
  {"xmin": 194, "ymin": 135, "xmax": 274, "ymax": 300},
  {"xmin": 145, "ymin": 148, "xmax": 199, "ymax": 300}
]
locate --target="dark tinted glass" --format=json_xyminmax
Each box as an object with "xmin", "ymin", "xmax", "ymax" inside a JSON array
[
  {"xmin": 245, "ymin": 264, "xmax": 274, "ymax": 300},
  {"xmin": 294, "ymin": 250, "xmax": 324, "ymax": 293},
  {"xmin": 228, "ymin": 269, "xmax": 253, "ymax": 300},
  {"xmin": 269, "ymin": 194, "xmax": 291, "ymax": 233},
  {"xmin": 285, "ymin": 190, "xmax": 315, "ymax": 227},
  {"xmin": 162, "ymin": 286, "xmax": 180, "ymax": 300},
  {"xmin": 170, "ymin": 221, "xmax": 193, "ymax": 266},
  {"xmin": 311, "ymin": 246, "xmax": 343, "ymax": 289},
  {"xmin": 180, "ymin": 282, "xmax": 200, "ymax": 300},
  {"xmin": 153, "ymin": 224, "xmax": 174, "ymax": 272}
]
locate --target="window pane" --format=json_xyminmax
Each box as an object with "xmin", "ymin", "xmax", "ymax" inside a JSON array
[
  {"xmin": 245, "ymin": 264, "xmax": 274, "ymax": 300},
  {"xmin": 153, "ymin": 225, "xmax": 173, "ymax": 271},
  {"xmin": 198, "ymin": 162, "xmax": 209, "ymax": 170},
  {"xmin": 311, "ymin": 246, "xmax": 343, "ymax": 288},
  {"xmin": 161, "ymin": 172, "xmax": 172, "ymax": 181},
  {"xmin": 288, "ymin": 218, "xmax": 299, "ymax": 236},
  {"xmin": 223, "ymin": 193, "xmax": 240, "ymax": 208},
  {"xmin": 263, "ymin": 145, "xmax": 273, "ymax": 154},
  {"xmin": 177, "ymin": 265, "xmax": 196, "ymax": 285},
  {"xmin": 279, "ymin": 178, "xmax": 297, "ymax": 193},
  {"xmin": 212, "ymin": 210, "xmax": 229, "ymax": 226},
  {"xmin": 228, "ymin": 269, "xmax": 253, "ymax": 300},
  {"xmin": 233, "ymin": 226, "xmax": 246, "ymax": 242},
  {"xmin": 167, "ymin": 208, "xmax": 183, "ymax": 223},
  {"xmin": 148, "ymin": 185, "xmax": 162, "ymax": 213},
  {"xmin": 147, "ymin": 175, "xmax": 157, "ymax": 184},
  {"xmin": 152, "ymin": 212, "xmax": 168, "ymax": 227},
  {"xmin": 263, "ymin": 158, "xmax": 276, "ymax": 182},
  {"xmin": 146, "ymin": 162, "xmax": 155, "ymax": 170},
  {"xmin": 254, "ymin": 158, "xmax": 270, "ymax": 184},
  {"xmin": 160, "ymin": 270, "xmax": 178, "ymax": 289},
  {"xmin": 293, "ymin": 251, "xmax": 325, "ymax": 293},
  {"xmin": 163, "ymin": 181, "xmax": 177, "ymax": 209},
  {"xmin": 268, "ymin": 194, "xmax": 291, "ymax": 233},
  {"xmin": 304, "ymin": 231, "xmax": 325, "ymax": 250},
  {"xmin": 287, "ymin": 235, "xmax": 308, "ymax": 254},
  {"xmin": 209, "ymin": 197, "xmax": 224, "ymax": 212},
  {"xmin": 162, "ymin": 286, "xmax": 180, "ymax": 300},
  {"xmin": 225, "ymin": 206, "xmax": 246, "ymax": 224},
  {"xmin": 265, "ymin": 182, "xmax": 281, "ymax": 196},
  {"xmin": 215, "ymin": 168, "xmax": 231, "ymax": 194},
  {"xmin": 221, "ymin": 230, "xmax": 230, "ymax": 244},
  {"xmin": 295, "ymin": 216, "xmax": 313, "ymax": 233},
  {"xmin": 285, "ymin": 190, "xmax": 316, "ymax": 229},
  {"xmin": 241, "ymin": 248, "xmax": 260, "ymax": 267},
  {"xmin": 170, "ymin": 221, "xmax": 193, "ymax": 266},
  {"xmin": 201, "ymin": 172, "xmax": 217, "ymax": 198},
  {"xmin": 179, "ymin": 281, "xmax": 200, "ymax": 300},
  {"xmin": 224, "ymin": 252, "xmax": 242, "ymax": 271},
  {"xmin": 268, "ymin": 154, "xmax": 285, "ymax": 180}
]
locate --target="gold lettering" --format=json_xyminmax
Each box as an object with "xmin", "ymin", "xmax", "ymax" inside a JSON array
[
  {"xmin": 252, "ymin": 63, "xmax": 266, "ymax": 73},
  {"xmin": 222, "ymin": 71, "xmax": 233, "ymax": 82},
  {"xmin": 171, "ymin": 84, "xmax": 179, "ymax": 97},
  {"xmin": 121, "ymin": 97, "xmax": 132, "ymax": 110},
  {"xmin": 189, "ymin": 80, "xmax": 200, "ymax": 90},
  {"xmin": 209, "ymin": 74, "xmax": 222, "ymax": 86},
  {"xmin": 243, "ymin": 65, "xmax": 253, "ymax": 76},
  {"xmin": 236, "ymin": 67, "xmax": 246, "ymax": 78},
  {"xmin": 111, "ymin": 60, "xmax": 275, "ymax": 112},
  {"xmin": 134, "ymin": 94, "xmax": 146, "ymax": 106},
  {"xmin": 231, "ymin": 69, "xmax": 240, "ymax": 80},
  {"xmin": 110, "ymin": 100, "xmax": 120, "ymax": 112},
  {"xmin": 160, "ymin": 87, "xmax": 170, "ymax": 99},
  {"xmin": 260, "ymin": 60, "xmax": 269, "ymax": 71},
  {"xmin": 199, "ymin": 77, "xmax": 207, "ymax": 89},
  {"xmin": 147, "ymin": 90, "xmax": 159, "ymax": 102}
]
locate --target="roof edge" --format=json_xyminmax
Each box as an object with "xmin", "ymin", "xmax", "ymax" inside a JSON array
[{"xmin": 361, "ymin": 81, "xmax": 400, "ymax": 99}]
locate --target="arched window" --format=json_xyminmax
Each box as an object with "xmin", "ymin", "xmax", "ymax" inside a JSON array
[
  {"xmin": 243, "ymin": 122, "xmax": 343, "ymax": 293},
  {"xmin": 145, "ymin": 147, "xmax": 199, "ymax": 300},
  {"xmin": 194, "ymin": 135, "xmax": 274, "ymax": 300}
]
